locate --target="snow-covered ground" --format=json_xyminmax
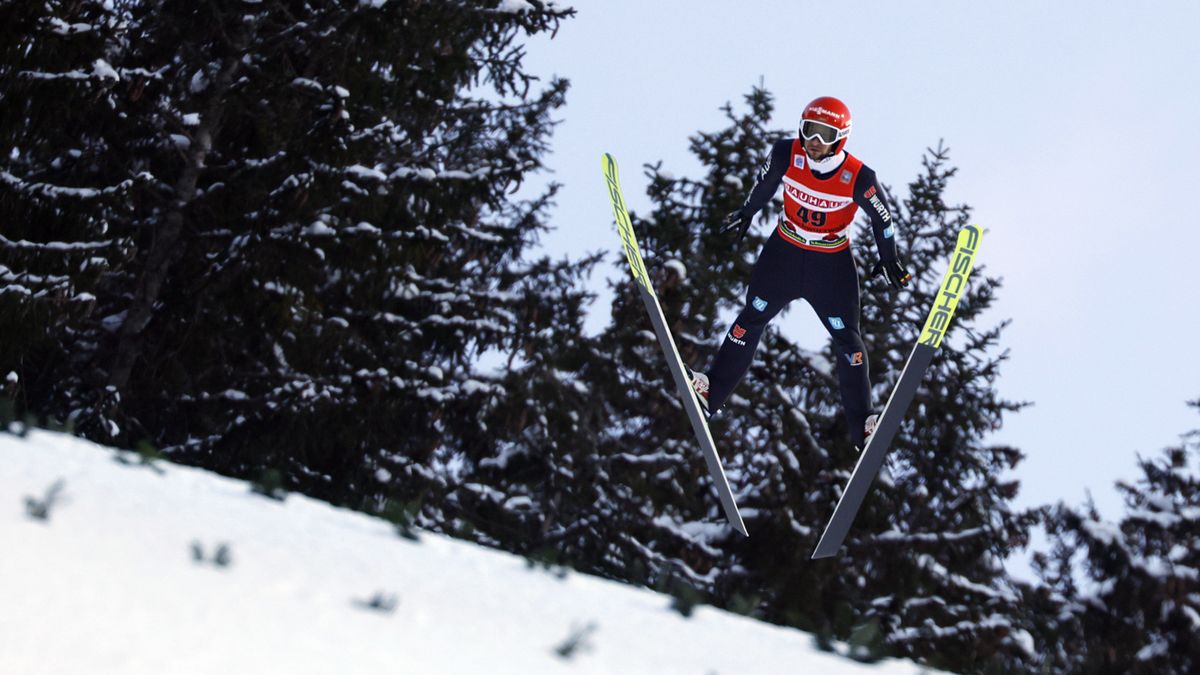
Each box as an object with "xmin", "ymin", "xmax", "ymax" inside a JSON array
[{"xmin": 2, "ymin": 429, "xmax": 936, "ymax": 674}]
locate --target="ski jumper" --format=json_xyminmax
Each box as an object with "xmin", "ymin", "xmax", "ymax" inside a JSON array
[{"xmin": 706, "ymin": 139, "xmax": 899, "ymax": 447}]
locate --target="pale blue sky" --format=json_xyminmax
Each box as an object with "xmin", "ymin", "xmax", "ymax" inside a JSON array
[{"xmin": 520, "ymin": 1, "xmax": 1200, "ymax": 522}]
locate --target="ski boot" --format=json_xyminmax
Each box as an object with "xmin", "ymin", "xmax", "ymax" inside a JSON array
[
  {"xmin": 685, "ymin": 366, "xmax": 711, "ymax": 418},
  {"xmin": 856, "ymin": 413, "xmax": 880, "ymax": 452}
]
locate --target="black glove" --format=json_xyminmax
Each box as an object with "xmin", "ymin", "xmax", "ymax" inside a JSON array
[
  {"xmin": 718, "ymin": 208, "xmax": 752, "ymax": 243},
  {"xmin": 871, "ymin": 258, "xmax": 912, "ymax": 289}
]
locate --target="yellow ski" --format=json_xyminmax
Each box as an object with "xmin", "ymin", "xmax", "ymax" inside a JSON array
[
  {"xmin": 601, "ymin": 153, "xmax": 748, "ymax": 536},
  {"xmin": 813, "ymin": 225, "xmax": 983, "ymax": 558}
]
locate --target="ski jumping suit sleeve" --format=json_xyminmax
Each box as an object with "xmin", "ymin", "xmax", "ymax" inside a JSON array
[
  {"xmin": 736, "ymin": 139, "xmax": 792, "ymax": 220},
  {"xmin": 852, "ymin": 165, "xmax": 900, "ymax": 263}
]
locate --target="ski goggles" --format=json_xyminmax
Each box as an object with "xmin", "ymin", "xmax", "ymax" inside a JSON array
[{"xmin": 800, "ymin": 120, "xmax": 849, "ymax": 145}]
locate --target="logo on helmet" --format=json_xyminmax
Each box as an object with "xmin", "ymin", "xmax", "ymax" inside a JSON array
[{"xmin": 810, "ymin": 106, "xmax": 844, "ymax": 121}]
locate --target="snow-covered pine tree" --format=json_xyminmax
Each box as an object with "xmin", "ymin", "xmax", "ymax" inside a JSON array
[
  {"xmin": 559, "ymin": 88, "xmax": 1037, "ymax": 672},
  {"xmin": 0, "ymin": 1, "xmax": 589, "ymax": 514},
  {"xmin": 427, "ymin": 248, "xmax": 605, "ymax": 549},
  {"xmin": 1033, "ymin": 399, "xmax": 1200, "ymax": 674},
  {"xmin": 0, "ymin": 2, "xmax": 149, "ymax": 430}
]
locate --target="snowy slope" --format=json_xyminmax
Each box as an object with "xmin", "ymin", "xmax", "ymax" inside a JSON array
[{"xmin": 1, "ymin": 430, "xmax": 936, "ymax": 675}]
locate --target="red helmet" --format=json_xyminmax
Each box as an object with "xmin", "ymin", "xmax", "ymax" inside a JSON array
[{"xmin": 800, "ymin": 96, "xmax": 852, "ymax": 154}]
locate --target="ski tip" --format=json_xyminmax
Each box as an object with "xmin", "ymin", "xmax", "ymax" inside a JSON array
[
  {"xmin": 724, "ymin": 513, "xmax": 748, "ymax": 537},
  {"xmin": 810, "ymin": 537, "xmax": 841, "ymax": 559}
]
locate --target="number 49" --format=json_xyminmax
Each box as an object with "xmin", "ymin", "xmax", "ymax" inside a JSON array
[{"xmin": 796, "ymin": 206, "xmax": 826, "ymax": 227}]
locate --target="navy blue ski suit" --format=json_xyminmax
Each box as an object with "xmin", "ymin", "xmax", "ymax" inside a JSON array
[{"xmin": 706, "ymin": 139, "xmax": 900, "ymax": 447}]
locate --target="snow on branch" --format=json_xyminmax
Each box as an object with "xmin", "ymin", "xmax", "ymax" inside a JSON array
[
  {"xmin": 389, "ymin": 165, "xmax": 494, "ymax": 182},
  {"xmin": 19, "ymin": 58, "xmax": 120, "ymax": 83},
  {"xmin": 651, "ymin": 514, "xmax": 730, "ymax": 556},
  {"xmin": 496, "ymin": 0, "xmax": 537, "ymax": 11},
  {"xmin": 118, "ymin": 65, "xmax": 171, "ymax": 81},
  {"xmin": 425, "ymin": 314, "xmax": 505, "ymax": 332},
  {"xmin": 1126, "ymin": 507, "xmax": 1184, "ymax": 528},
  {"xmin": 611, "ymin": 450, "xmax": 683, "ymax": 466},
  {"xmin": 0, "ymin": 170, "xmax": 152, "ymax": 203},
  {"xmin": 621, "ymin": 531, "xmax": 721, "ymax": 587},
  {"xmin": 0, "ymin": 283, "xmax": 34, "ymax": 298},
  {"xmin": 231, "ymin": 151, "xmax": 289, "ymax": 171},
  {"xmin": 0, "ymin": 233, "xmax": 118, "ymax": 252},
  {"xmin": 485, "ymin": 0, "xmax": 574, "ymax": 18},
  {"xmin": 357, "ymin": 0, "xmax": 569, "ymax": 15},
  {"xmin": 290, "ymin": 78, "xmax": 325, "ymax": 95},
  {"xmin": 345, "ymin": 165, "xmax": 388, "ymax": 182},
  {"xmin": 44, "ymin": 17, "xmax": 95, "ymax": 36},
  {"xmin": 875, "ymin": 527, "xmax": 991, "ymax": 544},
  {"xmin": 916, "ymin": 554, "xmax": 1019, "ymax": 603},
  {"xmin": 450, "ymin": 223, "xmax": 504, "ymax": 243},
  {"xmin": 1130, "ymin": 557, "xmax": 1199, "ymax": 581},
  {"xmin": 0, "ymin": 268, "xmax": 92, "ymax": 301},
  {"xmin": 0, "ymin": 265, "xmax": 72, "ymax": 287},
  {"xmin": 156, "ymin": 434, "xmax": 224, "ymax": 455},
  {"xmin": 1079, "ymin": 516, "xmax": 1126, "ymax": 549},
  {"xmin": 890, "ymin": 613, "xmax": 1008, "ymax": 642}
]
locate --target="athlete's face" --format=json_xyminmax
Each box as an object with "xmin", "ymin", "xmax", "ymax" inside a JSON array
[{"xmin": 803, "ymin": 135, "xmax": 835, "ymax": 160}]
